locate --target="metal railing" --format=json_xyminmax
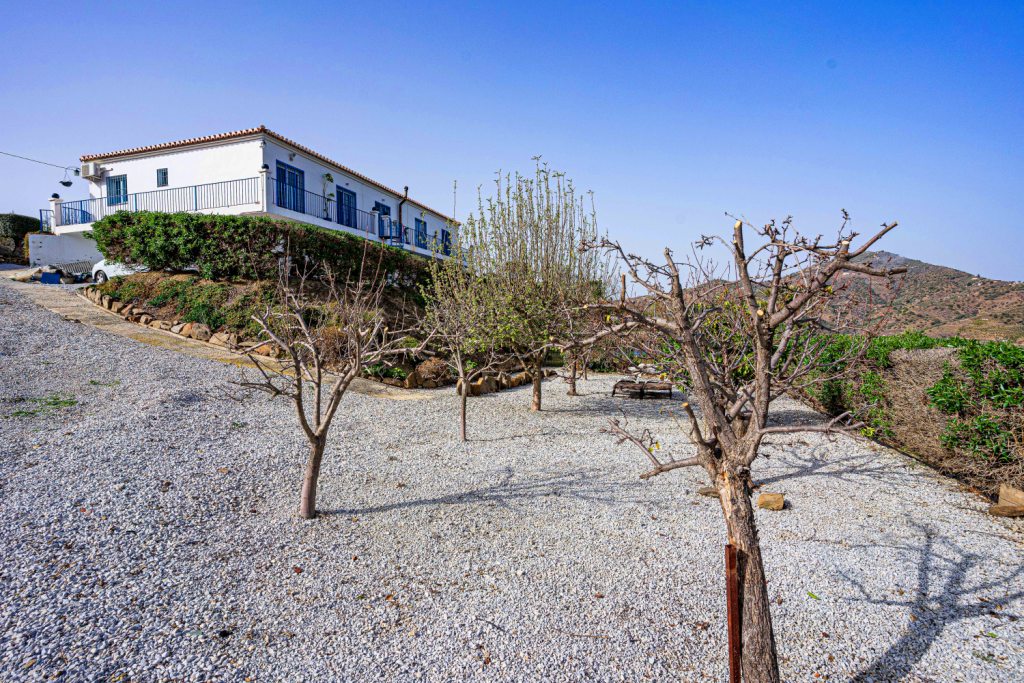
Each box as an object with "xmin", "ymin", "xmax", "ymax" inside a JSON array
[
  {"xmin": 271, "ymin": 180, "xmax": 406, "ymax": 247},
  {"xmin": 46, "ymin": 176, "xmax": 263, "ymax": 228},
  {"xmin": 39, "ymin": 209, "xmax": 53, "ymax": 233}
]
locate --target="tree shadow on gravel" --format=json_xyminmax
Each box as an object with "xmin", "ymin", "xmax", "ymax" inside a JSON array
[
  {"xmin": 754, "ymin": 444, "xmax": 907, "ymax": 489},
  {"xmin": 838, "ymin": 522, "xmax": 1024, "ymax": 681},
  {"xmin": 324, "ymin": 467, "xmax": 652, "ymax": 517}
]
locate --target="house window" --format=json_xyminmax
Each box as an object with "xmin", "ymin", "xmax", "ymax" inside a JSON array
[
  {"xmin": 156, "ymin": 168, "xmax": 169, "ymax": 187},
  {"xmin": 441, "ymin": 228, "xmax": 452, "ymax": 256},
  {"xmin": 414, "ymin": 218, "xmax": 428, "ymax": 248},
  {"xmin": 106, "ymin": 175, "xmax": 128, "ymax": 206},
  {"xmin": 275, "ymin": 161, "xmax": 305, "ymax": 213},
  {"xmin": 336, "ymin": 186, "xmax": 357, "ymax": 228}
]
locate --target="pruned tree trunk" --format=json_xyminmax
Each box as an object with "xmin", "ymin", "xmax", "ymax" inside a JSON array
[
  {"xmin": 460, "ymin": 376, "xmax": 469, "ymax": 442},
  {"xmin": 531, "ymin": 355, "xmax": 544, "ymax": 411},
  {"xmin": 567, "ymin": 357, "xmax": 579, "ymax": 396},
  {"xmin": 299, "ymin": 435, "xmax": 326, "ymax": 519},
  {"xmin": 719, "ymin": 468, "xmax": 780, "ymax": 683}
]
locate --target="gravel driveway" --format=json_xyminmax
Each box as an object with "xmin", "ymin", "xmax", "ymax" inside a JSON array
[{"xmin": 1, "ymin": 281, "xmax": 1022, "ymax": 682}]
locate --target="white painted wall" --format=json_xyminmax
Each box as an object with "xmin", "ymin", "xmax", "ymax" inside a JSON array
[
  {"xmin": 28, "ymin": 233, "xmax": 102, "ymax": 267},
  {"xmin": 83, "ymin": 138, "xmax": 264, "ymax": 199}
]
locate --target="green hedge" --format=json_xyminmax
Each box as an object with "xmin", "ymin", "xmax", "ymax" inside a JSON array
[
  {"xmin": 0, "ymin": 213, "xmax": 38, "ymax": 262},
  {"xmin": 90, "ymin": 211, "xmax": 430, "ymax": 292}
]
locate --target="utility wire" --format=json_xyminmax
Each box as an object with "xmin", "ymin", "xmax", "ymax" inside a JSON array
[{"xmin": 0, "ymin": 150, "xmax": 75, "ymax": 170}]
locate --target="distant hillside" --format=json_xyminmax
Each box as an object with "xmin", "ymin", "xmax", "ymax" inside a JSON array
[{"xmin": 835, "ymin": 251, "xmax": 1024, "ymax": 341}]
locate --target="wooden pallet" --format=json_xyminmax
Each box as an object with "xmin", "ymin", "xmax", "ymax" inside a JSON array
[{"xmin": 611, "ymin": 379, "xmax": 673, "ymax": 399}]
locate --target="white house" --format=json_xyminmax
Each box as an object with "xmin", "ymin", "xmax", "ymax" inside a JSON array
[{"xmin": 35, "ymin": 126, "xmax": 456, "ymax": 266}]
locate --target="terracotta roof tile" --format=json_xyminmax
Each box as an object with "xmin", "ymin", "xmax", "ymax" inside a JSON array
[{"xmin": 80, "ymin": 125, "xmax": 457, "ymax": 223}]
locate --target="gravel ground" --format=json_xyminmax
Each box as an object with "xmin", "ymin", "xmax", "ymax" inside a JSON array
[{"xmin": 1, "ymin": 281, "xmax": 1023, "ymax": 682}]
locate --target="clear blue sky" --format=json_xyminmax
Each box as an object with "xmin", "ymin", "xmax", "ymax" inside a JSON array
[{"xmin": 2, "ymin": 1, "xmax": 1021, "ymax": 278}]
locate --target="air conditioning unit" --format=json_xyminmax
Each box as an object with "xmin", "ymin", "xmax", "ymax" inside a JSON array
[{"xmin": 80, "ymin": 162, "xmax": 103, "ymax": 180}]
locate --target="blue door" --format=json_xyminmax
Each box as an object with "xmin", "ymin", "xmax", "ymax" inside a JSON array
[
  {"xmin": 337, "ymin": 187, "xmax": 357, "ymax": 228},
  {"xmin": 106, "ymin": 175, "xmax": 128, "ymax": 206},
  {"xmin": 276, "ymin": 162, "xmax": 305, "ymax": 213},
  {"xmin": 414, "ymin": 218, "xmax": 428, "ymax": 248}
]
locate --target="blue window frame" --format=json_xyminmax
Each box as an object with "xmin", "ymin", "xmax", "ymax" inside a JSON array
[
  {"xmin": 441, "ymin": 228, "xmax": 452, "ymax": 255},
  {"xmin": 106, "ymin": 174, "xmax": 128, "ymax": 206},
  {"xmin": 156, "ymin": 168, "xmax": 168, "ymax": 187},
  {"xmin": 336, "ymin": 186, "xmax": 357, "ymax": 228},
  {"xmin": 414, "ymin": 218, "xmax": 428, "ymax": 248},
  {"xmin": 275, "ymin": 161, "xmax": 305, "ymax": 213}
]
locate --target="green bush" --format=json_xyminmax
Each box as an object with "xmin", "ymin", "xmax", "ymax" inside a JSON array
[
  {"xmin": 810, "ymin": 331, "xmax": 1023, "ymax": 466},
  {"xmin": 90, "ymin": 211, "xmax": 430, "ymax": 295},
  {"xmin": 0, "ymin": 213, "xmax": 38, "ymax": 262}
]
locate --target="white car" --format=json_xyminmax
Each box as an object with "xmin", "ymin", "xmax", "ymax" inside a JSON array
[{"xmin": 91, "ymin": 260, "xmax": 148, "ymax": 284}]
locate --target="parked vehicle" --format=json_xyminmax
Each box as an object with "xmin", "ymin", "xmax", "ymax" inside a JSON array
[{"xmin": 91, "ymin": 260, "xmax": 148, "ymax": 284}]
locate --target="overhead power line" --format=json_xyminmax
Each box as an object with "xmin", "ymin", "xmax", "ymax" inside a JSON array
[{"xmin": 0, "ymin": 150, "xmax": 76, "ymax": 170}]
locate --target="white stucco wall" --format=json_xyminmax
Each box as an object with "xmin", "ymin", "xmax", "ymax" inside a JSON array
[
  {"xmin": 83, "ymin": 138, "xmax": 264, "ymax": 199},
  {"xmin": 28, "ymin": 233, "xmax": 102, "ymax": 267}
]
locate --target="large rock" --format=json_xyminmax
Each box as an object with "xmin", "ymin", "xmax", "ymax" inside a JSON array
[
  {"xmin": 510, "ymin": 371, "xmax": 530, "ymax": 387},
  {"xmin": 138, "ymin": 314, "xmax": 153, "ymax": 326},
  {"xmin": 210, "ymin": 331, "xmax": 239, "ymax": 348},
  {"xmin": 757, "ymin": 493, "xmax": 785, "ymax": 511},
  {"xmin": 999, "ymin": 485, "xmax": 1024, "ymax": 507},
  {"xmin": 100, "ymin": 294, "xmax": 112, "ymax": 309},
  {"xmin": 109, "ymin": 301, "xmax": 125, "ymax": 314},
  {"xmin": 250, "ymin": 342, "xmax": 279, "ymax": 358},
  {"xmin": 170, "ymin": 323, "xmax": 187, "ymax": 335},
  {"xmin": 190, "ymin": 323, "xmax": 212, "ymax": 342},
  {"xmin": 989, "ymin": 504, "xmax": 1024, "ymax": 518},
  {"xmin": 403, "ymin": 370, "xmax": 421, "ymax": 389},
  {"xmin": 149, "ymin": 320, "xmax": 173, "ymax": 331}
]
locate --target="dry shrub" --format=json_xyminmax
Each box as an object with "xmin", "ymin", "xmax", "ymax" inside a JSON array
[{"xmin": 416, "ymin": 357, "xmax": 452, "ymax": 383}]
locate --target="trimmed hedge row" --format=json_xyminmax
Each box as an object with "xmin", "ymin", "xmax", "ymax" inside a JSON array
[{"xmin": 90, "ymin": 211, "xmax": 430, "ymax": 290}]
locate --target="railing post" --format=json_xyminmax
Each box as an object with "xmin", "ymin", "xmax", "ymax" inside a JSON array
[
  {"xmin": 49, "ymin": 194, "xmax": 62, "ymax": 229},
  {"xmin": 259, "ymin": 165, "xmax": 270, "ymax": 213}
]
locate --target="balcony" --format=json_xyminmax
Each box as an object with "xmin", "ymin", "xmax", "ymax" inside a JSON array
[
  {"xmin": 41, "ymin": 177, "xmax": 264, "ymax": 231},
  {"xmin": 39, "ymin": 176, "xmax": 446, "ymax": 254}
]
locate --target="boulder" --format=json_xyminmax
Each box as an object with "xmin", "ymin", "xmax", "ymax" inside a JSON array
[
  {"xmin": 149, "ymin": 320, "xmax": 173, "ymax": 331},
  {"xmin": 138, "ymin": 314, "xmax": 153, "ymax": 326},
  {"xmin": 120, "ymin": 305, "xmax": 134, "ymax": 318},
  {"xmin": 100, "ymin": 294, "xmax": 112, "ymax": 309},
  {"xmin": 757, "ymin": 493, "xmax": 785, "ymax": 511},
  {"xmin": 497, "ymin": 372, "xmax": 511, "ymax": 390},
  {"xmin": 109, "ymin": 301, "xmax": 125, "ymax": 314},
  {"xmin": 210, "ymin": 331, "xmax": 239, "ymax": 348},
  {"xmin": 403, "ymin": 370, "xmax": 421, "ymax": 389},
  {"xmin": 989, "ymin": 504, "xmax": 1024, "ymax": 518},
  {"xmin": 510, "ymin": 371, "xmax": 530, "ymax": 387},
  {"xmin": 421, "ymin": 379, "xmax": 438, "ymax": 389},
  {"xmin": 471, "ymin": 376, "xmax": 498, "ymax": 396},
  {"xmin": 190, "ymin": 323, "xmax": 212, "ymax": 342},
  {"xmin": 170, "ymin": 323, "xmax": 187, "ymax": 335},
  {"xmin": 999, "ymin": 484, "xmax": 1024, "ymax": 507},
  {"xmin": 250, "ymin": 342, "xmax": 279, "ymax": 358}
]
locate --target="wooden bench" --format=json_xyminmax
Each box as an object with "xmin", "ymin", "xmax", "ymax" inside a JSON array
[{"xmin": 612, "ymin": 379, "xmax": 674, "ymax": 399}]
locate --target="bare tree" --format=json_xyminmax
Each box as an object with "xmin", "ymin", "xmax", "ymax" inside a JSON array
[
  {"xmin": 422, "ymin": 235, "xmax": 509, "ymax": 441},
  {"xmin": 462, "ymin": 161, "xmax": 604, "ymax": 411},
  {"xmin": 241, "ymin": 256, "xmax": 423, "ymax": 519},
  {"xmin": 592, "ymin": 215, "xmax": 905, "ymax": 682}
]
